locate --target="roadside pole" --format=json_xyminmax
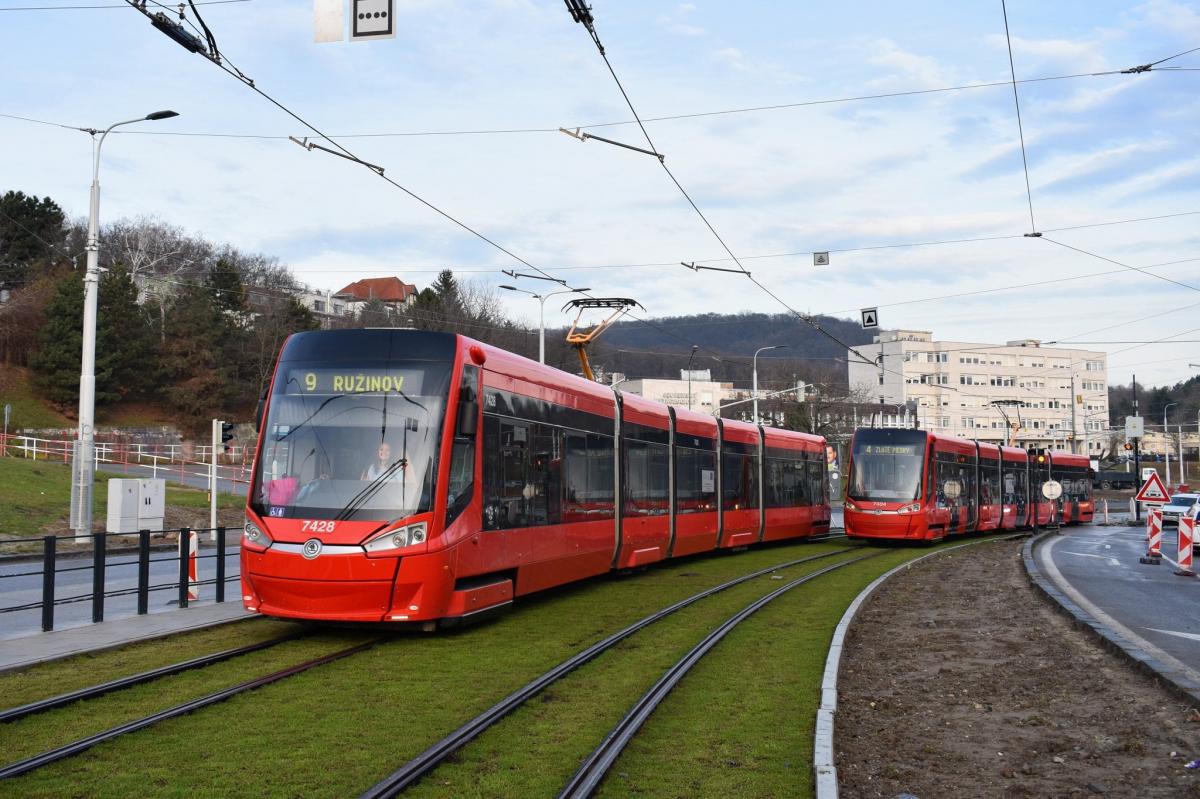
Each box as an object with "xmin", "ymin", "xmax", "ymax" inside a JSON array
[
  {"xmin": 1133, "ymin": 375, "xmax": 1141, "ymax": 523},
  {"xmin": 209, "ymin": 419, "xmax": 219, "ymax": 541}
]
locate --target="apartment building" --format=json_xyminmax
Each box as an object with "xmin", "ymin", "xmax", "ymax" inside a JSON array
[{"xmin": 847, "ymin": 330, "xmax": 1108, "ymax": 453}]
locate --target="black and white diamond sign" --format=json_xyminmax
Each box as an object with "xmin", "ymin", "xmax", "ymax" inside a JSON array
[{"xmin": 860, "ymin": 307, "xmax": 878, "ymax": 329}]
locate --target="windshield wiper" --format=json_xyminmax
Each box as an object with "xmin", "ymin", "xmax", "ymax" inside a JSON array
[{"xmin": 336, "ymin": 456, "xmax": 410, "ymax": 522}]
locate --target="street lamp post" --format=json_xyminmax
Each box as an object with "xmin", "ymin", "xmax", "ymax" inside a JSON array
[
  {"xmin": 687, "ymin": 345, "xmax": 699, "ymax": 411},
  {"xmin": 72, "ymin": 110, "xmax": 179, "ymax": 538},
  {"xmin": 499, "ymin": 285, "xmax": 589, "ymax": 364},
  {"xmin": 1165, "ymin": 402, "xmax": 1177, "ymax": 488},
  {"xmin": 753, "ymin": 345, "xmax": 787, "ymax": 424}
]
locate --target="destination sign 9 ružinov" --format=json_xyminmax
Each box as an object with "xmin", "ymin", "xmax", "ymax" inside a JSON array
[
  {"xmin": 861, "ymin": 445, "xmax": 918, "ymax": 456},
  {"xmin": 286, "ymin": 369, "xmax": 413, "ymax": 395}
]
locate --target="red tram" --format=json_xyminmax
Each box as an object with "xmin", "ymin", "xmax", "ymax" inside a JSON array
[
  {"xmin": 240, "ymin": 329, "xmax": 831, "ymax": 625},
  {"xmin": 843, "ymin": 428, "xmax": 1092, "ymax": 542}
]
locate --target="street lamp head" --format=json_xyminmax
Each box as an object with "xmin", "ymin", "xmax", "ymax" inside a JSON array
[
  {"xmin": 571, "ymin": 287, "xmax": 591, "ymax": 293},
  {"xmin": 145, "ymin": 110, "xmax": 179, "ymax": 121},
  {"xmin": 770, "ymin": 344, "xmax": 788, "ymax": 351},
  {"xmin": 499, "ymin": 285, "xmax": 518, "ymax": 291}
]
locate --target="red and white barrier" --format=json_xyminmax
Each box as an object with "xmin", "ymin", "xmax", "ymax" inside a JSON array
[
  {"xmin": 1141, "ymin": 508, "xmax": 1163, "ymax": 565},
  {"xmin": 182, "ymin": 529, "xmax": 200, "ymax": 601},
  {"xmin": 1176, "ymin": 516, "xmax": 1196, "ymax": 578}
]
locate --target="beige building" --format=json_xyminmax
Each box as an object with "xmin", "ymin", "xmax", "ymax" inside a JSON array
[
  {"xmin": 617, "ymin": 370, "xmax": 730, "ymax": 416},
  {"xmin": 847, "ymin": 330, "xmax": 1108, "ymax": 453}
]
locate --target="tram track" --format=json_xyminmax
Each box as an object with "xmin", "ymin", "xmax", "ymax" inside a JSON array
[
  {"xmin": 0, "ymin": 631, "xmax": 306, "ymax": 725},
  {"xmin": 0, "ymin": 637, "xmax": 378, "ymax": 781},
  {"xmin": 359, "ymin": 545, "xmax": 861, "ymax": 798},
  {"xmin": 557, "ymin": 552, "xmax": 882, "ymax": 798}
]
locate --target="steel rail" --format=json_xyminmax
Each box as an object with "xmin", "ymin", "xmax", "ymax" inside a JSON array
[
  {"xmin": 559, "ymin": 553, "xmax": 881, "ymax": 798},
  {"xmin": 0, "ymin": 630, "xmax": 305, "ymax": 724},
  {"xmin": 359, "ymin": 544, "xmax": 858, "ymax": 798},
  {"xmin": 0, "ymin": 638, "xmax": 377, "ymax": 780}
]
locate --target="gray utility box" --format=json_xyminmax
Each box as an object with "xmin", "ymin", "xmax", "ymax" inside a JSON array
[{"xmin": 106, "ymin": 478, "xmax": 166, "ymax": 534}]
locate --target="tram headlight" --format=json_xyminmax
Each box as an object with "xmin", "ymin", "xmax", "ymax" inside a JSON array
[
  {"xmin": 243, "ymin": 518, "xmax": 273, "ymax": 553},
  {"xmin": 364, "ymin": 522, "xmax": 428, "ymax": 555},
  {"xmin": 844, "ymin": 499, "xmax": 858, "ymax": 512},
  {"xmin": 897, "ymin": 503, "xmax": 921, "ymax": 514}
]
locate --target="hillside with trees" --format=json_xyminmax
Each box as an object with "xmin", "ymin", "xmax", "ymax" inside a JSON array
[{"xmin": 0, "ymin": 187, "xmax": 904, "ymax": 437}]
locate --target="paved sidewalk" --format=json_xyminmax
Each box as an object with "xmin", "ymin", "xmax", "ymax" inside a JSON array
[{"xmin": 0, "ymin": 601, "xmax": 256, "ymax": 674}]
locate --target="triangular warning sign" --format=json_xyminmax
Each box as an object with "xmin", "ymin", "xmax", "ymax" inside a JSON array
[{"xmin": 1135, "ymin": 472, "xmax": 1171, "ymax": 504}]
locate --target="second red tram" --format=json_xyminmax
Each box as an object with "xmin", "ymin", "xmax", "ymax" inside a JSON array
[
  {"xmin": 240, "ymin": 329, "xmax": 832, "ymax": 625},
  {"xmin": 843, "ymin": 428, "xmax": 1093, "ymax": 542}
]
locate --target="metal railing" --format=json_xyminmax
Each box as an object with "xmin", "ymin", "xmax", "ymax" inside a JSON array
[
  {"xmin": 0, "ymin": 527, "xmax": 239, "ymax": 633},
  {"xmin": 0, "ymin": 433, "xmax": 255, "ymax": 487}
]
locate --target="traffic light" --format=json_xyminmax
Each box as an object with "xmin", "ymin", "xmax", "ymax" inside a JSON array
[
  {"xmin": 1124, "ymin": 442, "xmax": 1133, "ymax": 451},
  {"xmin": 1035, "ymin": 452, "xmax": 1047, "ymax": 465},
  {"xmin": 221, "ymin": 421, "xmax": 235, "ymax": 453}
]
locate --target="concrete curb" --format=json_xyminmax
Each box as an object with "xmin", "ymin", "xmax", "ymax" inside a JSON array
[
  {"xmin": 1023, "ymin": 531, "xmax": 1200, "ymax": 705},
  {"xmin": 813, "ymin": 537, "xmax": 1013, "ymax": 799},
  {"xmin": 0, "ymin": 603, "xmax": 259, "ymax": 674}
]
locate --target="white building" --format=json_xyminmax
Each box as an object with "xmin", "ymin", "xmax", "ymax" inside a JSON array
[
  {"xmin": 847, "ymin": 330, "xmax": 1108, "ymax": 453},
  {"xmin": 618, "ymin": 370, "xmax": 730, "ymax": 416}
]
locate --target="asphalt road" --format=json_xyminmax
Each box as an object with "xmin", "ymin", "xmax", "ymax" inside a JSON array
[
  {"xmin": 0, "ymin": 547, "xmax": 243, "ymax": 640},
  {"xmin": 1037, "ymin": 523, "xmax": 1200, "ymax": 682}
]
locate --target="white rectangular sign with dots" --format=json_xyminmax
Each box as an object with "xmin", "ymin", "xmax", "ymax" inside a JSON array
[{"xmin": 352, "ymin": 0, "xmax": 395, "ymax": 40}]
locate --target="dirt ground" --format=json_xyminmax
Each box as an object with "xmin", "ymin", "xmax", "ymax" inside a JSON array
[{"xmin": 836, "ymin": 539, "xmax": 1200, "ymax": 798}]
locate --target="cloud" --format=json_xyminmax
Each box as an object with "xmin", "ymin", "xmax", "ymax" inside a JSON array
[
  {"xmin": 866, "ymin": 39, "xmax": 955, "ymax": 90},
  {"xmin": 984, "ymin": 34, "xmax": 1111, "ymax": 73},
  {"xmin": 659, "ymin": 3, "xmax": 706, "ymax": 37}
]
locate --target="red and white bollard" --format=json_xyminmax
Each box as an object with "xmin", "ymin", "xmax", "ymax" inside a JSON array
[
  {"xmin": 1175, "ymin": 516, "xmax": 1196, "ymax": 578},
  {"xmin": 1140, "ymin": 508, "xmax": 1163, "ymax": 565},
  {"xmin": 186, "ymin": 527, "xmax": 198, "ymax": 597}
]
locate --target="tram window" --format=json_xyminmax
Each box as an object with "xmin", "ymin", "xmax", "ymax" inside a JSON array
[
  {"xmin": 625, "ymin": 437, "xmax": 669, "ymax": 516},
  {"xmin": 765, "ymin": 456, "xmax": 804, "ymax": 508},
  {"xmin": 445, "ymin": 366, "xmax": 478, "ymax": 528},
  {"xmin": 587, "ymin": 434, "xmax": 615, "ymax": 516},
  {"xmin": 807, "ymin": 459, "xmax": 825, "ymax": 507},
  {"xmin": 676, "ymin": 446, "xmax": 717, "ymax": 513},
  {"xmin": 722, "ymin": 451, "xmax": 759, "ymax": 509}
]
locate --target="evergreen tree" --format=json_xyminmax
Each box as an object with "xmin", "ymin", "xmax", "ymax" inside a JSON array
[
  {"xmin": 96, "ymin": 264, "xmax": 157, "ymax": 402},
  {"xmin": 29, "ymin": 271, "xmax": 84, "ymax": 407},
  {"xmin": 29, "ymin": 266, "xmax": 159, "ymax": 408},
  {"xmin": 159, "ymin": 284, "xmax": 235, "ymax": 430},
  {"xmin": 430, "ymin": 269, "xmax": 462, "ymax": 319},
  {"xmin": 206, "ymin": 258, "xmax": 245, "ymax": 314},
  {"xmin": 358, "ymin": 297, "xmax": 391, "ymax": 328},
  {"xmin": 0, "ymin": 190, "xmax": 66, "ymax": 289}
]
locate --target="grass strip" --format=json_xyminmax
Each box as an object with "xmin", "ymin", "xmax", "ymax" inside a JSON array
[
  {"xmin": 398, "ymin": 550, "xmax": 877, "ymax": 798},
  {"xmin": 595, "ymin": 549, "xmax": 923, "ymax": 798},
  {"xmin": 0, "ymin": 633, "xmax": 373, "ymax": 767},
  {"xmin": 0, "ymin": 539, "xmax": 852, "ymax": 798}
]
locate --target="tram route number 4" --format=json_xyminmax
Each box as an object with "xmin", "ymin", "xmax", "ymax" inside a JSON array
[{"xmin": 1135, "ymin": 471, "xmax": 1171, "ymax": 505}]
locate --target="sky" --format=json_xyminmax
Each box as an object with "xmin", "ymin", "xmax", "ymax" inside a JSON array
[{"xmin": 2, "ymin": 0, "xmax": 1199, "ymax": 387}]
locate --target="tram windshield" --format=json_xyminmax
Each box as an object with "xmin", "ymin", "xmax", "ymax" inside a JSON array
[
  {"xmin": 848, "ymin": 429, "xmax": 926, "ymax": 502},
  {"xmin": 250, "ymin": 361, "xmax": 452, "ymax": 522}
]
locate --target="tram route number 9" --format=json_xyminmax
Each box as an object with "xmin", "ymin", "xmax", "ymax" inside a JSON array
[{"xmin": 289, "ymin": 369, "xmax": 408, "ymax": 395}]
